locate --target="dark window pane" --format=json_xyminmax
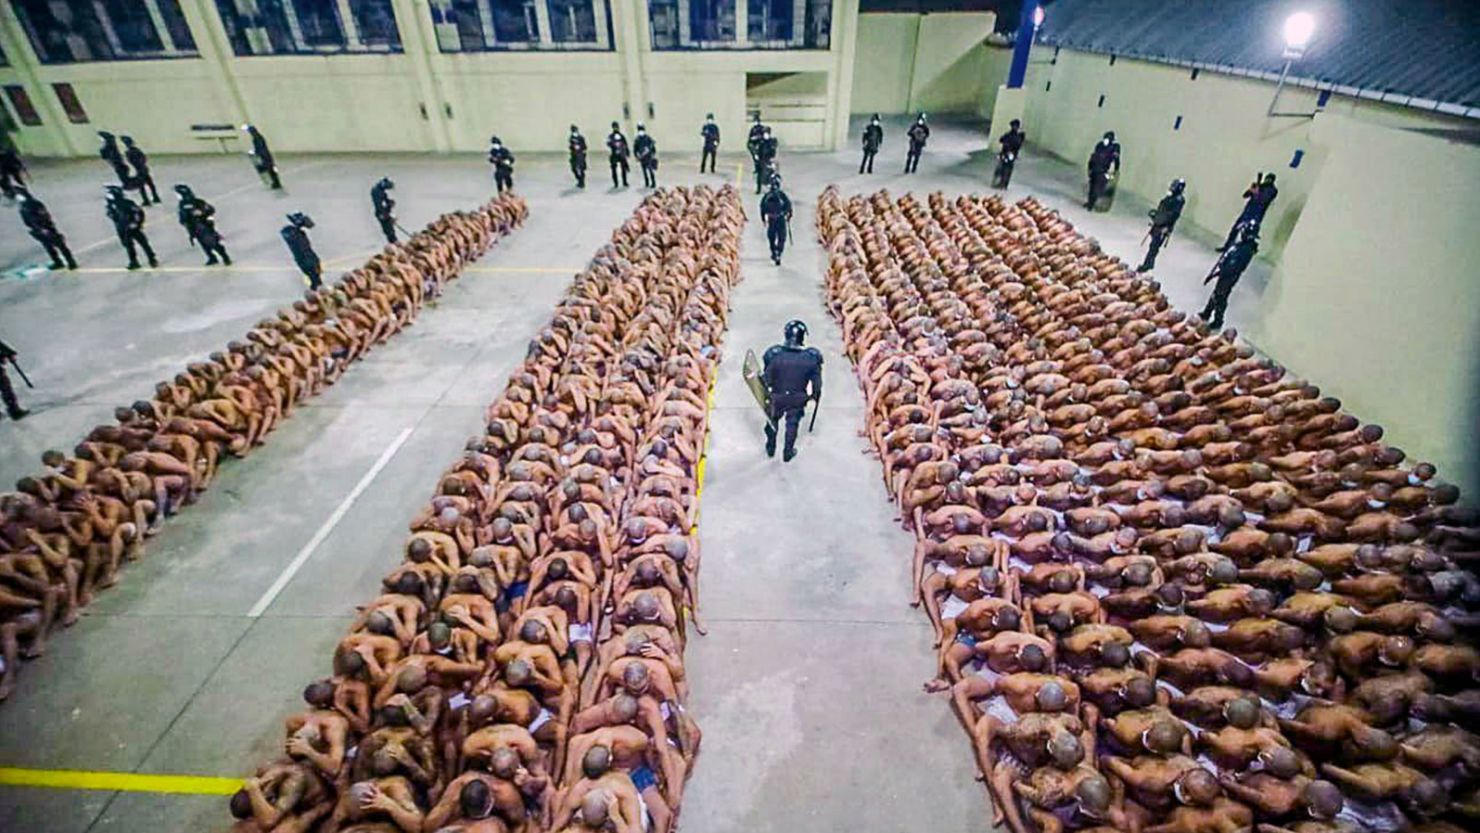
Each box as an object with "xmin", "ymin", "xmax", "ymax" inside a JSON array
[
  {"xmin": 349, "ymin": 0, "xmax": 400, "ymax": 48},
  {"xmin": 489, "ymin": 0, "xmax": 538, "ymax": 42},
  {"xmin": 294, "ymin": 0, "xmax": 345, "ymax": 47},
  {"xmin": 5, "ymin": 86, "xmax": 43, "ymax": 126},
  {"xmin": 157, "ymin": 0, "xmax": 200, "ymax": 50},
  {"xmin": 689, "ymin": 0, "xmax": 734, "ymax": 42},
  {"xmin": 648, "ymin": 0, "xmax": 679, "ymax": 48},
  {"xmin": 52, "ymin": 82, "xmax": 89, "ymax": 123},
  {"xmin": 100, "ymin": 0, "xmax": 164, "ymax": 52},
  {"xmin": 214, "ymin": 0, "xmax": 401, "ymax": 54},
  {"xmin": 548, "ymin": 0, "xmax": 597, "ymax": 43},
  {"xmin": 804, "ymin": 0, "xmax": 829, "ymax": 48},
  {"xmin": 748, "ymin": 0, "xmax": 791, "ymax": 43}
]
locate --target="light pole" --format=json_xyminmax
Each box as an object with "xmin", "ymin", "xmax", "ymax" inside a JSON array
[{"xmin": 1268, "ymin": 11, "xmax": 1316, "ymax": 116}]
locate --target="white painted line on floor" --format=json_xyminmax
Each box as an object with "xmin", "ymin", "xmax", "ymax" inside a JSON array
[{"xmin": 246, "ymin": 426, "xmax": 414, "ymax": 618}]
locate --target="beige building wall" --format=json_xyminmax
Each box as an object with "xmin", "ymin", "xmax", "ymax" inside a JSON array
[
  {"xmin": 0, "ymin": 0, "xmax": 861, "ymax": 156},
  {"xmin": 848, "ymin": 12, "xmax": 994, "ymax": 117}
]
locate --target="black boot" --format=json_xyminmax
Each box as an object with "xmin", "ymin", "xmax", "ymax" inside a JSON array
[
  {"xmin": 127, "ymin": 260, "xmax": 140, "ymax": 270},
  {"xmin": 783, "ymin": 446, "xmax": 797, "ymax": 462},
  {"xmin": 764, "ymin": 425, "xmax": 777, "ymax": 458},
  {"xmin": 7, "ymin": 408, "xmax": 27, "ymax": 420}
]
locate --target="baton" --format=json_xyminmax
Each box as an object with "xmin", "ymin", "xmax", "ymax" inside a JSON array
[
  {"xmin": 395, "ymin": 221, "xmax": 412, "ymax": 237},
  {"xmin": 7, "ymin": 357, "xmax": 34, "ymax": 388},
  {"xmin": 808, "ymin": 393, "xmax": 821, "ymax": 432}
]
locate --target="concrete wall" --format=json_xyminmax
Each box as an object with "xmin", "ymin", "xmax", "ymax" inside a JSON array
[
  {"xmin": 849, "ymin": 11, "xmax": 994, "ymax": 116},
  {"xmin": 1251, "ymin": 115, "xmax": 1480, "ymax": 493},
  {"xmin": 0, "ymin": 0, "xmax": 861, "ymax": 156},
  {"xmin": 1015, "ymin": 48, "xmax": 1469, "ymax": 262}
]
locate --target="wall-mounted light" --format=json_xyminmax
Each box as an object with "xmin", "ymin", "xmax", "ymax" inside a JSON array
[
  {"xmin": 1033, "ymin": 6, "xmax": 1044, "ymax": 27},
  {"xmin": 1283, "ymin": 11, "xmax": 1315, "ymax": 59}
]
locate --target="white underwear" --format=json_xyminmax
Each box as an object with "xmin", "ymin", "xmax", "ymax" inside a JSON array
[{"xmin": 530, "ymin": 707, "xmax": 553, "ymax": 732}]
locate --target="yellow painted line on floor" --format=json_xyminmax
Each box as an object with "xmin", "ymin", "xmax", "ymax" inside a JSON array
[
  {"xmin": 0, "ymin": 767, "xmax": 241, "ymax": 795},
  {"xmin": 734, "ymin": 163, "xmax": 742, "ymax": 188}
]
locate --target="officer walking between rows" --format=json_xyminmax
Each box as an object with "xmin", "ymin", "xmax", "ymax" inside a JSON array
[
  {"xmin": 904, "ymin": 113, "xmax": 930, "ymax": 174},
  {"xmin": 759, "ymin": 176, "xmax": 792, "ymax": 266},
  {"xmin": 371, "ymin": 177, "xmax": 397, "ymax": 243},
  {"xmin": 105, "ymin": 185, "xmax": 157, "ymax": 270},
  {"xmin": 754, "ymin": 127, "xmax": 778, "ymax": 194},
  {"xmin": 762, "ymin": 320, "xmax": 823, "ymax": 462},
  {"xmin": 747, "ymin": 114, "xmax": 766, "ymax": 166},
  {"xmin": 700, "ymin": 113, "xmax": 720, "ymax": 174},
  {"xmin": 18, "ymin": 192, "xmax": 76, "ymax": 270},
  {"xmin": 281, "ymin": 212, "xmax": 322, "ymax": 289},
  {"xmin": 1085, "ymin": 130, "xmax": 1120, "ymax": 210},
  {"xmin": 122, "ymin": 136, "xmax": 160, "ymax": 205},
  {"xmin": 1137, "ymin": 178, "xmax": 1185, "ymax": 273},
  {"xmin": 175, "ymin": 184, "xmax": 230, "ymax": 266},
  {"xmin": 993, "ymin": 118, "xmax": 1025, "ymax": 188},
  {"xmin": 1219, "ymin": 172, "xmax": 1278, "ymax": 251},
  {"xmin": 1200, "ymin": 223, "xmax": 1258, "ymax": 331},
  {"xmin": 0, "ymin": 337, "xmax": 28, "ymax": 421},
  {"xmin": 607, "ymin": 122, "xmax": 631, "ymax": 188},
  {"xmin": 98, "ymin": 131, "xmax": 130, "ymax": 188},
  {"xmin": 243, "ymin": 124, "xmax": 282, "ymax": 189},
  {"xmin": 487, "ymin": 136, "xmax": 515, "ymax": 194},
  {"xmin": 634, "ymin": 124, "xmax": 658, "ymax": 188},
  {"xmin": 568, "ymin": 125, "xmax": 588, "ymax": 188},
  {"xmin": 859, "ymin": 114, "xmax": 883, "ymax": 174}
]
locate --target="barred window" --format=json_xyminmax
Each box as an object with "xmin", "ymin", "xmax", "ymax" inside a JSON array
[
  {"xmin": 213, "ymin": 0, "xmax": 402, "ymax": 55},
  {"xmin": 14, "ymin": 0, "xmax": 201, "ymax": 63},
  {"xmin": 429, "ymin": 0, "xmax": 611, "ymax": 51},
  {"xmin": 650, "ymin": 0, "xmax": 827, "ymax": 50}
]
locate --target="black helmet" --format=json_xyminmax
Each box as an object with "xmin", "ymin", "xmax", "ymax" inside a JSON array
[
  {"xmin": 570, "ymin": 124, "xmax": 580, "ymax": 132},
  {"xmin": 784, "ymin": 320, "xmax": 808, "ymax": 346},
  {"xmin": 376, "ymin": 177, "xmax": 394, "ymax": 190},
  {"xmin": 287, "ymin": 212, "xmax": 314, "ymax": 229},
  {"xmin": 769, "ymin": 175, "xmax": 782, "ymax": 190},
  {"xmin": 1010, "ymin": 119, "xmax": 1021, "ymax": 129},
  {"xmin": 121, "ymin": 135, "xmax": 135, "ymax": 146},
  {"xmin": 174, "ymin": 184, "xmax": 194, "ymax": 199},
  {"xmin": 611, "ymin": 121, "xmax": 620, "ymax": 130},
  {"xmin": 489, "ymin": 135, "xmax": 501, "ymax": 145},
  {"xmin": 103, "ymin": 184, "xmax": 123, "ymax": 196},
  {"xmin": 1170, "ymin": 178, "xmax": 1186, "ymax": 194},
  {"xmin": 98, "ymin": 131, "xmax": 114, "ymax": 140},
  {"xmin": 1103, "ymin": 130, "xmax": 1116, "ymax": 142}
]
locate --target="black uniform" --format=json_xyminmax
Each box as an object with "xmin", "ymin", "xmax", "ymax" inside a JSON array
[
  {"xmin": 754, "ymin": 132, "xmax": 778, "ymax": 194},
  {"xmin": 1200, "ymin": 231, "xmax": 1258, "ymax": 330},
  {"xmin": 106, "ymin": 190, "xmax": 156, "ymax": 269},
  {"xmin": 568, "ymin": 131, "xmax": 588, "ymax": 188},
  {"xmin": 123, "ymin": 140, "xmax": 159, "ymax": 204},
  {"xmin": 19, "ymin": 195, "xmax": 75, "ymax": 269},
  {"xmin": 370, "ymin": 180, "xmax": 397, "ymax": 243},
  {"xmin": 994, "ymin": 126, "xmax": 1025, "ymax": 188},
  {"xmin": 759, "ymin": 184, "xmax": 792, "ymax": 265},
  {"xmin": 905, "ymin": 119, "xmax": 930, "ymax": 174},
  {"xmin": 747, "ymin": 121, "xmax": 766, "ymax": 164},
  {"xmin": 1221, "ymin": 177, "xmax": 1279, "ymax": 250},
  {"xmin": 99, "ymin": 134, "xmax": 131, "ymax": 186},
  {"xmin": 607, "ymin": 129, "xmax": 630, "ymax": 188},
  {"xmin": 0, "ymin": 148, "xmax": 27, "ymax": 198},
  {"xmin": 281, "ymin": 219, "xmax": 322, "ymax": 289},
  {"xmin": 1138, "ymin": 187, "xmax": 1185, "ymax": 273},
  {"xmin": 247, "ymin": 127, "xmax": 282, "ymax": 189},
  {"xmin": 634, "ymin": 131, "xmax": 657, "ymax": 188},
  {"xmin": 1086, "ymin": 137, "xmax": 1121, "ymax": 210},
  {"xmin": 0, "ymin": 338, "xmax": 26, "ymax": 420},
  {"xmin": 488, "ymin": 143, "xmax": 515, "ymax": 193},
  {"xmin": 700, "ymin": 120, "xmax": 720, "ymax": 173},
  {"xmin": 860, "ymin": 120, "xmax": 883, "ymax": 174},
  {"xmin": 762, "ymin": 342, "xmax": 822, "ymax": 460},
  {"xmin": 178, "ymin": 191, "xmax": 230, "ymax": 265}
]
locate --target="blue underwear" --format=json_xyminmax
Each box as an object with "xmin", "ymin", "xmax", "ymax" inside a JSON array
[{"xmin": 631, "ymin": 764, "xmax": 658, "ymax": 792}]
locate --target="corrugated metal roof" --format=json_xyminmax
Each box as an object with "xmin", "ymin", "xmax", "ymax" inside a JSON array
[{"xmin": 1036, "ymin": 0, "xmax": 1480, "ymax": 116}]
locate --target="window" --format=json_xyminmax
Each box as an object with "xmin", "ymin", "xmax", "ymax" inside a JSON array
[
  {"xmin": 4, "ymin": 86, "xmax": 42, "ymax": 126},
  {"xmin": 430, "ymin": 0, "xmax": 611, "ymax": 51},
  {"xmin": 52, "ymin": 83, "xmax": 89, "ymax": 124},
  {"xmin": 13, "ymin": 0, "xmax": 201, "ymax": 63},
  {"xmin": 213, "ymin": 0, "xmax": 402, "ymax": 55},
  {"xmin": 651, "ymin": 0, "xmax": 826, "ymax": 49}
]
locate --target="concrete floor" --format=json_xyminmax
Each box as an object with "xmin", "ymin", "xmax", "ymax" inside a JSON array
[{"xmin": 0, "ymin": 117, "xmax": 1267, "ymax": 832}]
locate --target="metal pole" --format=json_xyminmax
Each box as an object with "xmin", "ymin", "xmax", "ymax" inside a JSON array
[
  {"xmin": 1267, "ymin": 58, "xmax": 1292, "ymax": 116},
  {"xmin": 1006, "ymin": 0, "xmax": 1040, "ymax": 89}
]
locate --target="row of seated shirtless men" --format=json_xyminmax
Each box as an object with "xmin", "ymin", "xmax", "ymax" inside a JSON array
[
  {"xmin": 0, "ymin": 193, "xmax": 528, "ymax": 701},
  {"xmin": 226, "ymin": 185, "xmax": 743, "ymax": 833},
  {"xmin": 818, "ymin": 186, "xmax": 1480, "ymax": 833}
]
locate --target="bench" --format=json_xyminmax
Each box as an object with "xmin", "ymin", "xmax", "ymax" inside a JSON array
[{"xmin": 190, "ymin": 123, "xmax": 241, "ymax": 154}]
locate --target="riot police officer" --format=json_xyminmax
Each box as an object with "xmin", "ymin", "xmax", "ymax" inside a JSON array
[
  {"xmin": 1085, "ymin": 130, "xmax": 1120, "ymax": 210},
  {"xmin": 0, "ymin": 337, "xmax": 28, "ymax": 421},
  {"xmin": 1138, "ymin": 178, "xmax": 1185, "ymax": 273},
  {"xmin": 762, "ymin": 319, "xmax": 823, "ymax": 462},
  {"xmin": 0, "ymin": 146, "xmax": 28, "ymax": 199},
  {"xmin": 18, "ymin": 191, "xmax": 76, "ymax": 270},
  {"xmin": 754, "ymin": 127, "xmax": 778, "ymax": 194},
  {"xmin": 1219, "ymin": 172, "xmax": 1278, "ymax": 251},
  {"xmin": 993, "ymin": 119, "xmax": 1025, "ymax": 188},
  {"xmin": 487, "ymin": 136, "xmax": 515, "ymax": 194},
  {"xmin": 568, "ymin": 125, "xmax": 588, "ymax": 188},
  {"xmin": 243, "ymin": 124, "xmax": 282, "ymax": 189},
  {"xmin": 122, "ymin": 136, "xmax": 159, "ymax": 204},
  {"xmin": 281, "ymin": 212, "xmax": 322, "ymax": 289},
  {"xmin": 105, "ymin": 184, "xmax": 157, "ymax": 270},
  {"xmin": 98, "ymin": 131, "xmax": 130, "ymax": 187},
  {"xmin": 370, "ymin": 177, "xmax": 397, "ymax": 243},
  {"xmin": 175, "ymin": 184, "xmax": 230, "ymax": 266},
  {"xmin": 759, "ymin": 176, "xmax": 791, "ymax": 265},
  {"xmin": 859, "ymin": 114, "xmax": 883, "ymax": 174},
  {"xmin": 904, "ymin": 113, "xmax": 929, "ymax": 174},
  {"xmin": 700, "ymin": 113, "xmax": 720, "ymax": 173},
  {"xmin": 606, "ymin": 122, "xmax": 630, "ymax": 188},
  {"xmin": 1199, "ymin": 222, "xmax": 1258, "ymax": 331},
  {"xmin": 747, "ymin": 114, "xmax": 766, "ymax": 167},
  {"xmin": 633, "ymin": 124, "xmax": 658, "ymax": 188}
]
